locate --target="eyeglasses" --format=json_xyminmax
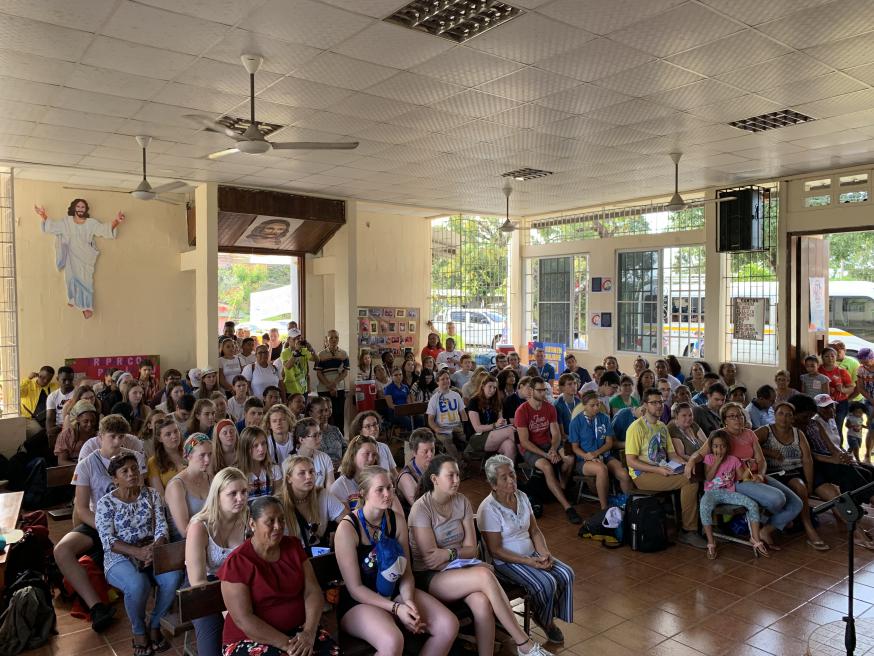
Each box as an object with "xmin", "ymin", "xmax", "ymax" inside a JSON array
[
  {"xmin": 533, "ymin": 387, "xmax": 548, "ymax": 392},
  {"xmin": 724, "ymin": 414, "xmax": 744, "ymax": 420},
  {"xmin": 645, "ymin": 400, "xmax": 663, "ymax": 406}
]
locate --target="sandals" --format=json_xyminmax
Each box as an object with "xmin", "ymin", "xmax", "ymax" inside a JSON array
[
  {"xmin": 132, "ymin": 640, "xmax": 153, "ymax": 656},
  {"xmin": 706, "ymin": 543, "xmax": 717, "ymax": 560},
  {"xmin": 807, "ymin": 539, "xmax": 831, "ymax": 551},
  {"xmin": 150, "ymin": 630, "xmax": 171, "ymax": 653},
  {"xmin": 751, "ymin": 540, "xmax": 770, "ymax": 558}
]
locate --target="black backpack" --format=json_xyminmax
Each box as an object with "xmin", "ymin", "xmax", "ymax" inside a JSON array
[{"xmin": 624, "ymin": 494, "xmax": 668, "ymax": 552}]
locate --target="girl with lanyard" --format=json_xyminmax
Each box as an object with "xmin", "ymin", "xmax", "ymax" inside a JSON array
[
  {"xmin": 261, "ymin": 403, "xmax": 295, "ymax": 466},
  {"xmin": 236, "ymin": 426, "xmax": 282, "ymax": 499},
  {"xmin": 278, "ymin": 455, "xmax": 345, "ymax": 554},
  {"xmin": 568, "ymin": 391, "xmax": 631, "ymax": 510},
  {"xmin": 396, "ymin": 428, "xmax": 436, "ymax": 511},
  {"xmin": 334, "ymin": 465, "xmax": 458, "ymax": 656}
]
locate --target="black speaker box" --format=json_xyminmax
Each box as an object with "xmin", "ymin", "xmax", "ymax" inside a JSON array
[{"xmin": 717, "ymin": 187, "xmax": 764, "ymax": 252}]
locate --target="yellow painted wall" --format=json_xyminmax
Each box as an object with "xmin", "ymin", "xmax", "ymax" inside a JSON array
[{"xmin": 14, "ymin": 178, "xmax": 195, "ymax": 376}]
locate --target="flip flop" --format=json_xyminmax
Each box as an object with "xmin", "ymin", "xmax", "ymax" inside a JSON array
[
  {"xmin": 807, "ymin": 539, "xmax": 831, "ymax": 551},
  {"xmin": 855, "ymin": 540, "xmax": 874, "ymax": 552}
]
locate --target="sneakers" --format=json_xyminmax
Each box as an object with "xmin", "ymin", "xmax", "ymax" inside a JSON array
[
  {"xmin": 677, "ymin": 531, "xmax": 707, "ymax": 549},
  {"xmin": 565, "ymin": 506, "xmax": 582, "ymax": 525},
  {"xmin": 90, "ymin": 602, "xmax": 116, "ymax": 632},
  {"xmin": 518, "ymin": 641, "xmax": 554, "ymax": 656}
]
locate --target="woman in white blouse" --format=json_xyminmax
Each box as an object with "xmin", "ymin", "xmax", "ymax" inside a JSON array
[{"xmin": 477, "ymin": 455, "xmax": 574, "ymax": 645}]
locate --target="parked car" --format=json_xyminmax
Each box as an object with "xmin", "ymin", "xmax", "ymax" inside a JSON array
[{"xmin": 432, "ymin": 309, "xmax": 509, "ymax": 350}]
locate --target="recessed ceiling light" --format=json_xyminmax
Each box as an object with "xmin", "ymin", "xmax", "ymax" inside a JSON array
[
  {"xmin": 385, "ymin": 0, "xmax": 524, "ymax": 44},
  {"xmin": 729, "ymin": 109, "xmax": 815, "ymax": 133},
  {"xmin": 502, "ymin": 167, "xmax": 553, "ymax": 181}
]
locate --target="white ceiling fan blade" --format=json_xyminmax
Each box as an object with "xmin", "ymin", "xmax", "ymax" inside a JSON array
[
  {"xmin": 684, "ymin": 196, "xmax": 738, "ymax": 206},
  {"xmin": 62, "ymin": 184, "xmax": 129, "ymax": 194},
  {"xmin": 184, "ymin": 114, "xmax": 240, "ymax": 138},
  {"xmin": 150, "ymin": 180, "xmax": 189, "ymax": 194},
  {"xmin": 208, "ymin": 148, "xmax": 240, "ymax": 160},
  {"xmin": 271, "ymin": 141, "xmax": 359, "ymax": 150}
]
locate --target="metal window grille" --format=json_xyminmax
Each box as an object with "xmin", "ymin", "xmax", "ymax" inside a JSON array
[
  {"xmin": 526, "ymin": 206, "xmax": 704, "ymax": 245},
  {"xmin": 617, "ymin": 250, "xmax": 659, "ymax": 353},
  {"xmin": 662, "ymin": 246, "xmax": 706, "ymax": 357},
  {"xmin": 430, "ymin": 216, "xmax": 509, "ymax": 352},
  {"xmin": 0, "ymin": 168, "xmax": 19, "ymax": 417},
  {"xmin": 722, "ymin": 185, "xmax": 778, "ymax": 365},
  {"xmin": 523, "ymin": 255, "xmax": 588, "ymax": 349}
]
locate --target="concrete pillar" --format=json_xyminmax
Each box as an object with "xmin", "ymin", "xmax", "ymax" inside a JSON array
[
  {"xmin": 507, "ymin": 228, "xmax": 523, "ymax": 351},
  {"xmin": 703, "ymin": 197, "xmax": 726, "ymax": 363},
  {"xmin": 194, "ymin": 183, "xmax": 218, "ymax": 369}
]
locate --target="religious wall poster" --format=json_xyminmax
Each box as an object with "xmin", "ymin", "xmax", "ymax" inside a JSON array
[{"xmin": 731, "ymin": 297, "xmax": 766, "ymax": 341}]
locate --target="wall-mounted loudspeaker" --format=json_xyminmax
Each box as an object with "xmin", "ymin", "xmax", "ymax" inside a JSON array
[{"xmin": 717, "ymin": 187, "xmax": 765, "ymax": 252}]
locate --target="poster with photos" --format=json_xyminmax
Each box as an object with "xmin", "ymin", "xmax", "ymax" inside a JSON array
[{"xmin": 357, "ymin": 306, "xmax": 420, "ymax": 359}]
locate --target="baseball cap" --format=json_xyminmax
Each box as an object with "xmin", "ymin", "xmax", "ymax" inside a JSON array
[
  {"xmin": 814, "ymin": 393, "xmax": 836, "ymax": 407},
  {"xmin": 729, "ymin": 383, "xmax": 747, "ymax": 393},
  {"xmin": 289, "ymin": 328, "xmax": 301, "ymax": 338},
  {"xmin": 858, "ymin": 347, "xmax": 874, "ymax": 363}
]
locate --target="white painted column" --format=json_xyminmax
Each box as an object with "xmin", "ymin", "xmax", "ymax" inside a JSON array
[{"xmin": 194, "ymin": 183, "xmax": 218, "ymax": 369}]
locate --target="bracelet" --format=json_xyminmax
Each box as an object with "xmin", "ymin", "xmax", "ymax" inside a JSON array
[
  {"xmin": 391, "ymin": 602, "xmax": 399, "ymax": 616},
  {"xmin": 448, "ymin": 547, "xmax": 458, "ymax": 561}
]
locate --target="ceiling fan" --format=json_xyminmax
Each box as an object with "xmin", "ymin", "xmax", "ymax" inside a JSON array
[
  {"xmin": 63, "ymin": 135, "xmax": 189, "ymax": 203},
  {"xmin": 498, "ymin": 180, "xmax": 519, "ymax": 233},
  {"xmin": 187, "ymin": 55, "xmax": 359, "ymax": 160},
  {"xmin": 665, "ymin": 152, "xmax": 735, "ymax": 211}
]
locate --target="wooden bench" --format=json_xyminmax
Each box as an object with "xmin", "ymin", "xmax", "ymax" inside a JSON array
[
  {"xmin": 153, "ymin": 540, "xmax": 196, "ymax": 653},
  {"xmin": 45, "ymin": 464, "xmax": 76, "ymax": 521}
]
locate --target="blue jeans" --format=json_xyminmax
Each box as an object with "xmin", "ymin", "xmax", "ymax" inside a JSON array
[
  {"xmin": 106, "ymin": 559, "xmax": 183, "ymax": 636},
  {"xmin": 735, "ymin": 476, "xmax": 803, "ymax": 531},
  {"xmin": 193, "ymin": 613, "xmax": 224, "ymax": 656}
]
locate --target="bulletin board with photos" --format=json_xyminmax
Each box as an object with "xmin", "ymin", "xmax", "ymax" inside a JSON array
[{"xmin": 357, "ymin": 306, "xmax": 420, "ymax": 358}]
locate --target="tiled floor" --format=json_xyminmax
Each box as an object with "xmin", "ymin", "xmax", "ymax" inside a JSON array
[{"xmin": 30, "ymin": 477, "xmax": 874, "ymax": 656}]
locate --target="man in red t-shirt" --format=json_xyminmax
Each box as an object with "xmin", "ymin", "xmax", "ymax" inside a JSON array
[{"xmin": 515, "ymin": 377, "xmax": 580, "ymax": 524}]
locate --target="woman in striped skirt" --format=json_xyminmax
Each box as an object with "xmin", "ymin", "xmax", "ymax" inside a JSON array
[{"xmin": 477, "ymin": 454, "xmax": 574, "ymax": 645}]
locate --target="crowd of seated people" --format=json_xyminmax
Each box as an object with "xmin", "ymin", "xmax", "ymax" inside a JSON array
[{"xmin": 18, "ymin": 322, "xmax": 874, "ymax": 656}]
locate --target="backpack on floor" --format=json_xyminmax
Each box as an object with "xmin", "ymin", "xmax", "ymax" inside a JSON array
[
  {"xmin": 624, "ymin": 494, "xmax": 668, "ymax": 552},
  {"xmin": 0, "ymin": 569, "xmax": 57, "ymax": 656}
]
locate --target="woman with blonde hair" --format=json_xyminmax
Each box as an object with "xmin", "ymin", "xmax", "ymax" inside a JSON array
[
  {"xmin": 278, "ymin": 455, "xmax": 345, "ymax": 553},
  {"xmin": 166, "ymin": 433, "xmax": 213, "ymax": 540},
  {"xmin": 186, "ymin": 399, "xmax": 217, "ymax": 438},
  {"xmin": 236, "ymin": 426, "xmax": 282, "ymax": 499},
  {"xmin": 335, "ymin": 465, "xmax": 458, "ymax": 656},
  {"xmin": 462, "ymin": 367, "xmax": 489, "ymax": 402},
  {"xmin": 292, "ymin": 418, "xmax": 335, "ymax": 488},
  {"xmin": 147, "ymin": 417, "xmax": 185, "ymax": 495},
  {"xmin": 261, "ymin": 403, "xmax": 295, "ymax": 466},
  {"xmin": 211, "ymin": 418, "xmax": 239, "ymax": 474},
  {"xmin": 186, "ymin": 467, "xmax": 249, "ymax": 656}
]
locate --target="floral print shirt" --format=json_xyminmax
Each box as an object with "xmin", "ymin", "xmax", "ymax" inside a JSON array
[{"xmin": 95, "ymin": 486, "xmax": 168, "ymax": 573}]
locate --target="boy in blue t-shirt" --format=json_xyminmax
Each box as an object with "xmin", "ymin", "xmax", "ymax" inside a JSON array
[
  {"xmin": 383, "ymin": 369, "xmax": 412, "ymax": 430},
  {"xmin": 553, "ymin": 373, "xmax": 580, "ymax": 440}
]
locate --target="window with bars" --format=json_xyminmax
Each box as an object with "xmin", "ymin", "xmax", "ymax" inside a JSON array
[
  {"xmin": 523, "ymin": 255, "xmax": 588, "ymax": 349},
  {"xmin": 723, "ymin": 185, "xmax": 778, "ymax": 365},
  {"xmin": 617, "ymin": 246, "xmax": 706, "ymax": 356},
  {"xmin": 526, "ymin": 206, "xmax": 704, "ymax": 245},
  {"xmin": 0, "ymin": 168, "xmax": 19, "ymax": 417},
  {"xmin": 430, "ymin": 215, "xmax": 509, "ymax": 352}
]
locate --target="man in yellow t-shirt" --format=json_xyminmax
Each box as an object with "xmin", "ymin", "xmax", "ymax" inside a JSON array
[
  {"xmin": 20, "ymin": 366, "xmax": 58, "ymax": 438},
  {"xmin": 625, "ymin": 386, "xmax": 705, "ymax": 548}
]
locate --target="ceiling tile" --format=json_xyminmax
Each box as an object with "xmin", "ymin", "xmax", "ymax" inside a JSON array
[
  {"xmin": 687, "ymin": 95, "xmax": 783, "ymax": 123},
  {"xmin": 332, "ymin": 21, "xmax": 455, "ymax": 69},
  {"xmin": 67, "ymin": 65, "xmax": 168, "ymax": 100},
  {"xmin": 229, "ymin": 100, "xmax": 316, "ymax": 126},
  {"xmin": 102, "ymin": 2, "xmax": 232, "ymax": 55},
  {"xmin": 259, "ymin": 77, "xmax": 355, "ymax": 110},
  {"xmin": 355, "ymin": 123, "xmax": 431, "ymax": 144},
  {"xmin": 54, "ymin": 87, "xmax": 146, "ymax": 118},
  {"xmin": 716, "ymin": 52, "xmax": 832, "ymax": 93},
  {"xmin": 537, "ymin": 0, "xmax": 686, "ymax": 35},
  {"xmin": 329, "ymin": 92, "xmax": 416, "ymax": 120},
  {"xmin": 205, "ymin": 29, "xmax": 321, "ymax": 75},
  {"xmin": 699, "ymin": 0, "xmax": 832, "ymax": 25},
  {"xmin": 82, "ymin": 36, "xmax": 197, "ymax": 81},
  {"xmin": 477, "ymin": 68, "xmax": 581, "ymax": 102},
  {"xmin": 629, "ymin": 113, "xmax": 715, "ymax": 137},
  {"xmin": 30, "ymin": 124, "xmax": 109, "ymax": 147},
  {"xmin": 583, "ymin": 99, "xmax": 679, "ymax": 126},
  {"xmin": 536, "ymin": 38, "xmax": 655, "ymax": 82},
  {"xmin": 845, "ymin": 62, "xmax": 874, "ymax": 86},
  {"xmin": 410, "ymin": 47, "xmax": 524, "ymax": 88},
  {"xmin": 793, "ymin": 88, "xmax": 874, "ymax": 118},
  {"xmin": 757, "ymin": 0, "xmax": 874, "ymax": 49},
  {"xmin": 666, "ymin": 30, "xmax": 791, "ymax": 77},
  {"xmin": 535, "ymin": 115, "xmax": 614, "ymax": 138},
  {"xmin": 608, "ymin": 3, "xmax": 742, "ymax": 58},
  {"xmin": 9, "ymin": 148, "xmax": 83, "ymax": 166},
  {"xmin": 1, "ymin": 77, "xmax": 60, "ymax": 105},
  {"xmin": 760, "ymin": 71, "xmax": 866, "ymax": 107},
  {"xmin": 0, "ymin": 0, "xmax": 117, "ymax": 31},
  {"xmin": 135, "ymin": 0, "xmax": 262, "ymax": 26},
  {"xmin": 0, "ymin": 119, "xmax": 36, "ymax": 137},
  {"xmin": 293, "ymin": 111, "xmax": 379, "ymax": 135},
  {"xmin": 176, "ymin": 58, "xmax": 282, "ymax": 96},
  {"xmin": 290, "ymin": 52, "xmax": 397, "ymax": 90},
  {"xmin": 318, "ymin": 0, "xmax": 408, "ymax": 18},
  {"xmin": 153, "ymin": 82, "xmax": 243, "ymax": 114},
  {"xmin": 536, "ymin": 83, "xmax": 631, "ymax": 114},
  {"xmin": 490, "ymin": 104, "xmax": 572, "ymax": 128},
  {"xmin": 41, "ymin": 107, "xmax": 130, "ymax": 132},
  {"xmin": 804, "ymin": 31, "xmax": 874, "ymax": 69},
  {"xmin": 432, "ymin": 90, "xmax": 520, "ymax": 118},
  {"xmin": 463, "ymin": 12, "xmax": 596, "ymax": 65},
  {"xmin": 432, "ymin": 120, "xmax": 518, "ymax": 144},
  {"xmin": 0, "ymin": 14, "xmax": 92, "ymax": 62},
  {"xmin": 0, "ymin": 100, "xmax": 47, "ymax": 122},
  {"xmin": 391, "ymin": 107, "xmax": 472, "ymax": 132},
  {"xmin": 647, "ymin": 79, "xmax": 747, "ymax": 111},
  {"xmin": 594, "ymin": 60, "xmax": 704, "ymax": 97},
  {"xmin": 365, "ymin": 72, "xmax": 463, "ymax": 104},
  {"xmin": 242, "ymin": 0, "xmax": 373, "ymax": 48},
  {"xmin": 0, "ymin": 49, "xmax": 75, "ymax": 85},
  {"xmin": 134, "ymin": 102, "xmax": 209, "ymax": 127}
]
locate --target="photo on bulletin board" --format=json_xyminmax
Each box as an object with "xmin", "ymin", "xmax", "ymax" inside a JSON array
[
  {"xmin": 383, "ymin": 308, "xmax": 395, "ymax": 318},
  {"xmin": 407, "ymin": 308, "xmax": 418, "ymax": 318},
  {"xmin": 358, "ymin": 318, "xmax": 370, "ymax": 334},
  {"xmin": 404, "ymin": 336, "xmax": 414, "ymax": 346},
  {"xmin": 601, "ymin": 312, "xmax": 612, "ymax": 327},
  {"xmin": 408, "ymin": 321, "xmax": 416, "ymax": 333},
  {"xmin": 591, "ymin": 313, "xmax": 602, "ymax": 327},
  {"xmin": 388, "ymin": 321, "xmax": 396, "ymax": 332},
  {"xmin": 591, "ymin": 277, "xmax": 602, "ymax": 292},
  {"xmin": 379, "ymin": 320, "xmax": 390, "ymax": 333},
  {"xmin": 602, "ymin": 278, "xmax": 613, "ymax": 292},
  {"xmin": 396, "ymin": 309, "xmax": 406, "ymax": 317},
  {"xmin": 358, "ymin": 308, "xmax": 368, "ymax": 317},
  {"xmin": 399, "ymin": 323, "xmax": 405, "ymax": 332},
  {"xmin": 370, "ymin": 320, "xmax": 378, "ymax": 333},
  {"xmin": 369, "ymin": 308, "xmax": 382, "ymax": 318}
]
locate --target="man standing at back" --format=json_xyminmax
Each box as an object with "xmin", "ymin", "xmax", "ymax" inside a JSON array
[{"xmin": 314, "ymin": 329, "xmax": 350, "ymax": 429}]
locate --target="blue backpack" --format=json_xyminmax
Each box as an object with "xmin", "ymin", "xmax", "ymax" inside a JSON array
[{"xmin": 358, "ymin": 509, "xmax": 407, "ymax": 597}]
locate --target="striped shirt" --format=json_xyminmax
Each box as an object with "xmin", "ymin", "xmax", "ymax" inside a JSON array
[{"xmin": 314, "ymin": 347, "xmax": 350, "ymax": 392}]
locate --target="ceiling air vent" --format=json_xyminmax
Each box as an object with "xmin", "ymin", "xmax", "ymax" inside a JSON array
[
  {"xmin": 215, "ymin": 115, "xmax": 284, "ymax": 137},
  {"xmin": 385, "ymin": 1, "xmax": 524, "ymax": 43},
  {"xmin": 729, "ymin": 109, "xmax": 815, "ymax": 133},
  {"xmin": 501, "ymin": 167, "xmax": 553, "ymax": 181}
]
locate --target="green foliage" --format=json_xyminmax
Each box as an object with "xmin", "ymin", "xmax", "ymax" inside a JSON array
[
  {"xmin": 829, "ymin": 231, "xmax": 874, "ymax": 280},
  {"xmin": 218, "ymin": 262, "xmax": 290, "ymax": 322},
  {"xmin": 431, "ymin": 215, "xmax": 509, "ymax": 314}
]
